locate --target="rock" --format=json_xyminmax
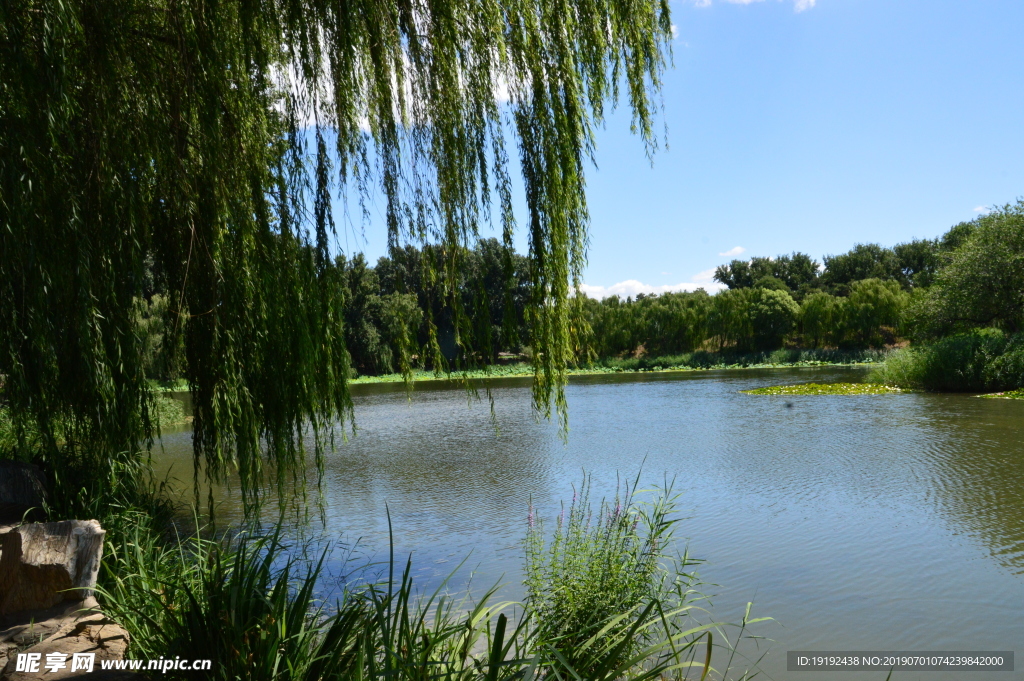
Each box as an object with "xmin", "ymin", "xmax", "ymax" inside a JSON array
[
  {"xmin": 0, "ymin": 521, "xmax": 105, "ymax": 615},
  {"xmin": 0, "ymin": 598, "xmax": 132, "ymax": 680},
  {"xmin": 0, "ymin": 463, "xmax": 48, "ymax": 524},
  {"xmin": 0, "ymin": 598, "xmax": 101, "ymax": 649},
  {"xmin": 0, "ymin": 522, "xmax": 133, "ymax": 680}
]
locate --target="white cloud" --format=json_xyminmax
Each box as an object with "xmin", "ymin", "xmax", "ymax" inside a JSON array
[
  {"xmin": 581, "ymin": 273, "xmax": 726, "ymax": 299},
  {"xmin": 670, "ymin": 24, "xmax": 679, "ymax": 39},
  {"xmin": 974, "ymin": 205, "xmax": 991, "ymax": 214},
  {"xmin": 794, "ymin": 0, "xmax": 816, "ymax": 11},
  {"xmin": 718, "ymin": 246, "xmax": 746, "ymax": 257},
  {"xmin": 691, "ymin": 268, "xmax": 719, "ymax": 284}
]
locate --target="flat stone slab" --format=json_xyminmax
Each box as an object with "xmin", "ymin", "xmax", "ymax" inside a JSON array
[{"xmin": 0, "ymin": 598, "xmax": 132, "ymax": 680}]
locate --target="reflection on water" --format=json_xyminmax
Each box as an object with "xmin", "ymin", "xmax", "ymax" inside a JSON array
[{"xmin": 155, "ymin": 368, "xmax": 1024, "ymax": 680}]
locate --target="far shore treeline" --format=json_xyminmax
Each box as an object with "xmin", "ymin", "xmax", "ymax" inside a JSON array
[{"xmin": 136, "ymin": 201, "xmax": 1024, "ymax": 388}]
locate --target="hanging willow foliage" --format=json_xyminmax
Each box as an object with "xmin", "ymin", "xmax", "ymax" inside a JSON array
[{"xmin": 0, "ymin": 0, "xmax": 672, "ymax": 509}]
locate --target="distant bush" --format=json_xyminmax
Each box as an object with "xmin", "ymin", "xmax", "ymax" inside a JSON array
[
  {"xmin": 870, "ymin": 329, "xmax": 1016, "ymax": 392},
  {"xmin": 983, "ymin": 334, "xmax": 1024, "ymax": 388},
  {"xmin": 593, "ymin": 348, "xmax": 884, "ymax": 372}
]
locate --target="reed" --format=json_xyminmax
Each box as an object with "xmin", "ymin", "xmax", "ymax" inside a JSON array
[
  {"xmin": 96, "ymin": 480, "xmax": 767, "ymax": 680},
  {"xmin": 869, "ymin": 329, "xmax": 1021, "ymax": 392}
]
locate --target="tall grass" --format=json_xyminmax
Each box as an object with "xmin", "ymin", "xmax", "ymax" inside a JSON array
[
  {"xmin": 99, "ymin": 521, "xmax": 528, "ymax": 680},
  {"xmin": 96, "ymin": 479, "xmax": 767, "ymax": 680},
  {"xmin": 525, "ymin": 476, "xmax": 722, "ymax": 680},
  {"xmin": 101, "ymin": 526, "xmax": 372, "ymax": 680},
  {"xmin": 870, "ymin": 329, "xmax": 1024, "ymax": 392}
]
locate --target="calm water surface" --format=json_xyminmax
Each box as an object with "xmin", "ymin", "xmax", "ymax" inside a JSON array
[{"xmin": 155, "ymin": 367, "xmax": 1024, "ymax": 680}]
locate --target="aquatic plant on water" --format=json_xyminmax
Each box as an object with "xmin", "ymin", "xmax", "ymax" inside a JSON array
[
  {"xmin": 978, "ymin": 389, "xmax": 1024, "ymax": 399},
  {"xmin": 742, "ymin": 383, "xmax": 904, "ymax": 396}
]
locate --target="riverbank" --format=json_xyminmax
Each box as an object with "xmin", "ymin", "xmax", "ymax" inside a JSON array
[
  {"xmin": 348, "ymin": 348, "xmax": 885, "ymax": 385},
  {"xmin": 142, "ymin": 350, "xmax": 884, "ymax": 393}
]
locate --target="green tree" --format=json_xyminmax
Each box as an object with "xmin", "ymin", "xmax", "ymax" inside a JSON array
[
  {"xmin": 916, "ymin": 201, "xmax": 1024, "ymax": 336},
  {"xmin": 800, "ymin": 291, "xmax": 842, "ymax": 348},
  {"xmin": 747, "ymin": 288, "xmax": 799, "ymax": 351},
  {"xmin": 821, "ymin": 244, "xmax": 902, "ymax": 293},
  {"xmin": 939, "ymin": 221, "xmax": 977, "ymax": 252},
  {"xmin": 378, "ymin": 292, "xmax": 424, "ymax": 379},
  {"xmin": 710, "ymin": 288, "xmax": 754, "ymax": 351},
  {"xmin": 844, "ymin": 278, "xmax": 909, "ymax": 347},
  {"xmin": 893, "ymin": 239, "xmax": 940, "ymax": 288},
  {"xmin": 713, "ymin": 252, "xmax": 820, "ymax": 298},
  {"xmin": 340, "ymin": 254, "xmax": 392, "ymax": 376},
  {"xmin": 0, "ymin": 0, "xmax": 673, "ymax": 507},
  {"xmin": 752, "ymin": 275, "xmax": 792, "ymax": 294},
  {"xmin": 714, "ymin": 260, "xmax": 755, "ymax": 289}
]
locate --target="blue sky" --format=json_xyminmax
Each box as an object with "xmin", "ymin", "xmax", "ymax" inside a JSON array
[{"xmin": 335, "ymin": 0, "xmax": 1024, "ymax": 298}]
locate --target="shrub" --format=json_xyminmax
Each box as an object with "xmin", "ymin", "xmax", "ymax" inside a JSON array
[
  {"xmin": 983, "ymin": 333, "xmax": 1024, "ymax": 388},
  {"xmin": 870, "ymin": 329, "xmax": 1009, "ymax": 391}
]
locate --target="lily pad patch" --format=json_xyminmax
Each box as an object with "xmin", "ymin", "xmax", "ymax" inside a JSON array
[
  {"xmin": 742, "ymin": 383, "xmax": 905, "ymax": 396},
  {"xmin": 979, "ymin": 389, "xmax": 1024, "ymax": 399}
]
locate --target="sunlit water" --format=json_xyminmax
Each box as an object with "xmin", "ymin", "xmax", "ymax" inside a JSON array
[{"xmin": 154, "ymin": 367, "xmax": 1024, "ymax": 680}]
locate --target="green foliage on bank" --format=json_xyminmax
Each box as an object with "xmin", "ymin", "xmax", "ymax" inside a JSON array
[
  {"xmin": 343, "ymin": 349, "xmax": 885, "ymax": 386},
  {"xmin": 0, "ymin": 396, "xmax": 190, "ymax": 454},
  {"xmin": 591, "ymin": 348, "xmax": 884, "ymax": 372},
  {"xmin": 743, "ymin": 383, "xmax": 904, "ymax": 396},
  {"xmin": 127, "ymin": 206, "xmax": 1020, "ymax": 398},
  {"xmin": 907, "ymin": 201, "xmax": 1024, "ymax": 337},
  {"xmin": 584, "ymin": 280, "xmax": 907, "ymax": 359},
  {"xmin": 713, "ymin": 221, "xmax": 975, "ymax": 298},
  {"xmin": 870, "ymin": 329, "xmax": 1024, "ymax": 392},
  {"xmin": 126, "ymin": 240, "xmax": 914, "ymax": 387},
  {"xmin": 866, "ymin": 202, "xmax": 1024, "ymax": 394}
]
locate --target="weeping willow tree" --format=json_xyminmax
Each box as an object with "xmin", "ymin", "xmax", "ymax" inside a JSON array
[{"xmin": 0, "ymin": 0, "xmax": 672, "ymax": 509}]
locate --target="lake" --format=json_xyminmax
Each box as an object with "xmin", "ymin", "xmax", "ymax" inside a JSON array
[{"xmin": 154, "ymin": 366, "xmax": 1024, "ymax": 680}]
